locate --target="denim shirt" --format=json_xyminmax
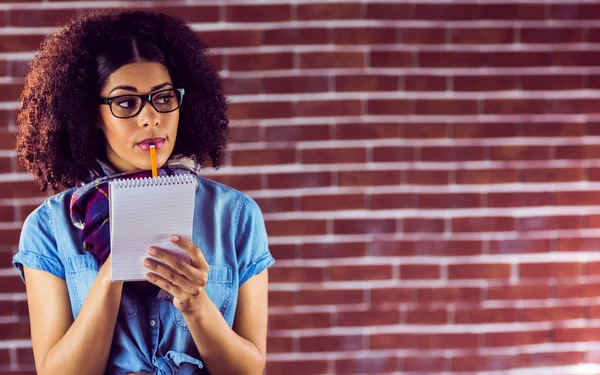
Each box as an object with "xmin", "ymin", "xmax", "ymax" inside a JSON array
[{"xmin": 12, "ymin": 176, "xmax": 275, "ymax": 375}]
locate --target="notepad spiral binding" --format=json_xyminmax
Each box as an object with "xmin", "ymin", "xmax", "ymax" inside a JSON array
[{"xmin": 111, "ymin": 174, "xmax": 195, "ymax": 188}]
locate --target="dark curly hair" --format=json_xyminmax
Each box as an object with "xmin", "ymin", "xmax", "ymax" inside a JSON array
[{"xmin": 16, "ymin": 9, "xmax": 229, "ymax": 192}]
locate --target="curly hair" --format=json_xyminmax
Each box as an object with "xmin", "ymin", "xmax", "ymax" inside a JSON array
[{"xmin": 16, "ymin": 9, "xmax": 229, "ymax": 192}]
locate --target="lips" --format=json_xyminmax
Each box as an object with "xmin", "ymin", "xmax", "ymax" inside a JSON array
[{"xmin": 137, "ymin": 137, "xmax": 165, "ymax": 151}]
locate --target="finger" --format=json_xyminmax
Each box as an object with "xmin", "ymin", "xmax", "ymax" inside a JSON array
[
  {"xmin": 148, "ymin": 245, "xmax": 197, "ymax": 279},
  {"xmin": 145, "ymin": 271, "xmax": 184, "ymax": 299},
  {"xmin": 170, "ymin": 235, "xmax": 209, "ymax": 270},
  {"xmin": 143, "ymin": 258, "xmax": 196, "ymax": 290}
]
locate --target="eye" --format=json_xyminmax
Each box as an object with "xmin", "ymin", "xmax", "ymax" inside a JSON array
[
  {"xmin": 155, "ymin": 94, "xmax": 174, "ymax": 105},
  {"xmin": 116, "ymin": 98, "xmax": 138, "ymax": 108}
]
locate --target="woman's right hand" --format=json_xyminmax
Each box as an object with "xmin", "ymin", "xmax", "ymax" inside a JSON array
[{"xmin": 97, "ymin": 254, "xmax": 123, "ymax": 286}]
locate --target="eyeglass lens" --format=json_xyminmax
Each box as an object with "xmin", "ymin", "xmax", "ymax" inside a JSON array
[{"xmin": 111, "ymin": 89, "xmax": 181, "ymax": 118}]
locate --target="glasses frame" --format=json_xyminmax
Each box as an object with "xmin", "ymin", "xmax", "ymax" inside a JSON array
[{"xmin": 99, "ymin": 88, "xmax": 185, "ymax": 119}]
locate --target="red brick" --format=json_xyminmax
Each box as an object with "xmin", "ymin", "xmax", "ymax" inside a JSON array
[
  {"xmin": 0, "ymin": 348, "xmax": 8, "ymax": 365},
  {"xmin": 205, "ymin": 173, "xmax": 262, "ymax": 191},
  {"xmin": 302, "ymin": 148, "xmax": 366, "ymax": 164},
  {"xmin": 558, "ymin": 237, "xmax": 600, "ymax": 251},
  {"xmin": 336, "ymin": 122, "xmax": 403, "ymax": 140},
  {"xmin": 418, "ymin": 333, "xmax": 480, "ymax": 349},
  {"xmin": 486, "ymin": 51, "xmax": 553, "ymax": 67},
  {"xmin": 333, "ymin": 218, "xmax": 397, "ymax": 235},
  {"xmin": 269, "ymin": 312, "xmax": 331, "ymax": 330},
  {"xmin": 404, "ymin": 74, "xmax": 446, "ymax": 91},
  {"xmin": 228, "ymin": 101, "xmax": 293, "ymax": 120},
  {"xmin": 370, "ymin": 51, "xmax": 414, "ymax": 68},
  {"xmin": 419, "ymin": 51, "xmax": 483, "ymax": 68},
  {"xmin": 269, "ymin": 291, "xmax": 295, "ymax": 307},
  {"xmin": 403, "ymin": 28, "xmax": 446, "ymax": 44},
  {"xmin": 297, "ymin": 99, "xmax": 362, "ymax": 117},
  {"xmin": 0, "ymin": 205, "xmax": 14, "ymax": 222},
  {"xmin": 0, "ymin": 34, "xmax": 46, "ymax": 52},
  {"xmin": 0, "ymin": 322, "xmax": 29, "ymax": 340},
  {"xmin": 487, "ymin": 284, "xmax": 551, "ymax": 300},
  {"xmin": 557, "ymin": 191, "xmax": 600, "ymax": 206},
  {"xmin": 455, "ymin": 308, "xmax": 519, "ymax": 324},
  {"xmin": 522, "ymin": 74, "xmax": 585, "ymax": 90},
  {"xmin": 302, "ymin": 194, "xmax": 367, "ymax": 211},
  {"xmin": 451, "ymin": 27, "xmax": 514, "ymax": 44},
  {"xmin": 421, "ymin": 146, "xmax": 484, "ymax": 161},
  {"xmin": 488, "ymin": 192, "xmax": 552, "ymax": 207},
  {"xmin": 299, "ymin": 242, "xmax": 367, "ymax": 259},
  {"xmin": 449, "ymin": 263, "xmax": 511, "ymax": 280},
  {"xmin": 224, "ymin": 4, "xmax": 291, "ymax": 22},
  {"xmin": 519, "ymin": 262, "xmax": 583, "ymax": 278},
  {"xmin": 415, "ymin": 99, "xmax": 478, "ymax": 115},
  {"xmin": 147, "ymin": 5, "xmax": 219, "ymax": 22},
  {"xmin": 329, "ymin": 265, "xmax": 394, "ymax": 281},
  {"xmin": 480, "ymin": 3, "xmax": 547, "ymax": 20},
  {"xmin": 453, "ymin": 74, "xmax": 518, "ymax": 91},
  {"xmin": 522, "ymin": 168, "xmax": 585, "ymax": 182},
  {"xmin": 228, "ymin": 125, "xmax": 260, "ymax": 142},
  {"xmin": 456, "ymin": 168, "xmax": 518, "ymax": 184},
  {"xmin": 299, "ymin": 51, "xmax": 364, "ymax": 69},
  {"xmin": 339, "ymin": 170, "xmax": 402, "ymax": 186},
  {"xmin": 297, "ymin": 3, "xmax": 361, "ymax": 20},
  {"xmin": 452, "ymin": 354, "xmax": 517, "ymax": 371},
  {"xmin": 522, "ymin": 306, "xmax": 585, "ymax": 322},
  {"xmin": 555, "ymin": 327, "xmax": 600, "ymax": 343},
  {"xmin": 268, "ymin": 244, "xmax": 296, "ymax": 260},
  {"xmin": 0, "ymin": 229, "xmax": 24, "ymax": 247},
  {"xmin": 485, "ymin": 330, "xmax": 550, "ymax": 347},
  {"xmin": 519, "ymin": 215, "xmax": 583, "ymax": 231},
  {"xmin": 403, "ymin": 356, "xmax": 445, "ymax": 372},
  {"xmin": 254, "ymin": 196, "xmax": 296, "ymax": 214},
  {"xmin": 452, "ymin": 216, "xmax": 514, "ymax": 232},
  {"xmin": 406, "ymin": 308, "xmax": 447, "ymax": 324},
  {"xmin": 269, "ymin": 266, "xmax": 324, "ymax": 283},
  {"xmin": 336, "ymin": 74, "xmax": 399, "ymax": 92},
  {"xmin": 335, "ymin": 356, "xmax": 398, "ymax": 374},
  {"xmin": 370, "ymin": 333, "xmax": 416, "ymax": 349},
  {"xmin": 552, "ymin": 3, "xmax": 600, "ymax": 19},
  {"xmin": 266, "ymin": 360, "xmax": 328, "ymax": 375},
  {"xmin": 415, "ymin": 3, "xmax": 479, "ymax": 20},
  {"xmin": 267, "ymin": 172, "xmax": 332, "ymax": 189},
  {"xmin": 372, "ymin": 287, "xmax": 413, "ymax": 305},
  {"xmin": 366, "ymin": 3, "xmax": 414, "ymax": 20},
  {"xmin": 417, "ymin": 287, "xmax": 481, "ymax": 303},
  {"xmin": 367, "ymin": 99, "xmax": 411, "ymax": 115},
  {"xmin": 403, "ymin": 218, "xmax": 444, "ymax": 233},
  {"xmin": 520, "ymin": 351, "xmax": 583, "ymax": 367},
  {"xmin": 411, "ymin": 240, "xmax": 483, "ymax": 256},
  {"xmin": 372, "ymin": 147, "xmax": 415, "ymax": 162},
  {"xmin": 558, "ymin": 145, "xmax": 600, "ymax": 159},
  {"xmin": 0, "ymin": 83, "xmax": 24, "ymax": 102},
  {"xmin": 266, "ymin": 219, "xmax": 327, "ymax": 237},
  {"xmin": 555, "ymin": 282, "xmax": 600, "ymax": 299},
  {"xmin": 263, "ymin": 75, "xmax": 328, "ymax": 94},
  {"xmin": 406, "ymin": 170, "xmax": 449, "ymax": 185},
  {"xmin": 298, "ymin": 289, "xmax": 364, "ymax": 305},
  {"xmin": 454, "ymin": 122, "xmax": 518, "ymax": 138},
  {"xmin": 549, "ymin": 98, "xmax": 599, "ymax": 114},
  {"xmin": 263, "ymin": 28, "xmax": 328, "ymax": 45},
  {"xmin": 300, "ymin": 335, "xmax": 365, "ymax": 352},
  {"xmin": 230, "ymin": 149, "xmax": 296, "ymax": 166},
  {"xmin": 490, "ymin": 145, "xmax": 552, "ymax": 160},
  {"xmin": 333, "ymin": 27, "xmax": 398, "ymax": 45},
  {"xmin": 198, "ymin": 29, "xmax": 261, "ymax": 48},
  {"xmin": 404, "ymin": 123, "xmax": 449, "ymax": 138},
  {"xmin": 266, "ymin": 124, "xmax": 331, "ymax": 142},
  {"xmin": 489, "ymin": 239, "xmax": 552, "ymax": 254},
  {"xmin": 486, "ymin": 97, "xmax": 548, "ymax": 114},
  {"xmin": 8, "ymin": 8, "xmax": 75, "ymax": 26},
  {"xmin": 522, "ymin": 122, "xmax": 585, "ymax": 137},
  {"xmin": 337, "ymin": 308, "xmax": 401, "ymax": 327},
  {"xmin": 227, "ymin": 53, "xmax": 293, "ymax": 71},
  {"xmin": 587, "ymin": 262, "xmax": 600, "ymax": 275},
  {"xmin": 417, "ymin": 193, "xmax": 481, "ymax": 209},
  {"xmin": 267, "ymin": 336, "xmax": 294, "ymax": 353},
  {"xmin": 400, "ymin": 264, "xmax": 440, "ymax": 280}
]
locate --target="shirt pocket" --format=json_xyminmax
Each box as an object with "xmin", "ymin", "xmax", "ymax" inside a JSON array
[
  {"xmin": 65, "ymin": 254, "xmax": 137, "ymax": 320},
  {"xmin": 173, "ymin": 264, "xmax": 233, "ymax": 330}
]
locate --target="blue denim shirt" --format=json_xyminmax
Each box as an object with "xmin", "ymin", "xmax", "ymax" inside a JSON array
[{"xmin": 12, "ymin": 176, "xmax": 275, "ymax": 375}]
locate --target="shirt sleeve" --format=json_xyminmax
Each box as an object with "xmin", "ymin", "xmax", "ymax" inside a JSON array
[
  {"xmin": 12, "ymin": 201, "xmax": 65, "ymax": 283},
  {"xmin": 235, "ymin": 194, "xmax": 275, "ymax": 286}
]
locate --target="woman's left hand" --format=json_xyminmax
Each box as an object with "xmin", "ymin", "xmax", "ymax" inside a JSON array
[{"xmin": 143, "ymin": 234, "xmax": 210, "ymax": 315}]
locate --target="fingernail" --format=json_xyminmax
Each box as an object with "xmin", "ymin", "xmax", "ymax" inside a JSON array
[
  {"xmin": 144, "ymin": 258, "xmax": 153, "ymax": 267},
  {"xmin": 148, "ymin": 247, "xmax": 158, "ymax": 256},
  {"xmin": 170, "ymin": 235, "xmax": 180, "ymax": 242}
]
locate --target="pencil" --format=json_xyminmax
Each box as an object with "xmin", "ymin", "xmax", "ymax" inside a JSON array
[{"xmin": 149, "ymin": 142, "xmax": 158, "ymax": 178}]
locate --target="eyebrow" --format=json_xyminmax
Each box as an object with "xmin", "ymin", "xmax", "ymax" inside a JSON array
[{"xmin": 108, "ymin": 82, "xmax": 173, "ymax": 95}]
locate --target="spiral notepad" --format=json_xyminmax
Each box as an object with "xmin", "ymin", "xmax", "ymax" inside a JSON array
[{"xmin": 109, "ymin": 174, "xmax": 196, "ymax": 281}]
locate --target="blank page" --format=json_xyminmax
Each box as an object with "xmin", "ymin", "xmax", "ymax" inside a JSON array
[{"xmin": 109, "ymin": 175, "xmax": 195, "ymax": 281}]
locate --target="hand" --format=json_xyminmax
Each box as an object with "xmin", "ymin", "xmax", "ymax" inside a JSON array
[
  {"xmin": 143, "ymin": 235, "xmax": 210, "ymax": 314},
  {"xmin": 98, "ymin": 254, "xmax": 124, "ymax": 286}
]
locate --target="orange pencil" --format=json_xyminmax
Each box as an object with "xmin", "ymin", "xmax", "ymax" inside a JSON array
[{"xmin": 149, "ymin": 142, "xmax": 158, "ymax": 178}]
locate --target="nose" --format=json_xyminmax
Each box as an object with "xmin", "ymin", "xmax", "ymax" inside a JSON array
[{"xmin": 137, "ymin": 100, "xmax": 160, "ymax": 128}]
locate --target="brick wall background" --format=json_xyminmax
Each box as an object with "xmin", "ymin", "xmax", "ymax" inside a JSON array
[{"xmin": 3, "ymin": 0, "xmax": 600, "ymax": 374}]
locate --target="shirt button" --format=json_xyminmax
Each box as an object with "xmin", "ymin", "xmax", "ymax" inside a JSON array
[{"xmin": 150, "ymin": 320, "xmax": 156, "ymax": 327}]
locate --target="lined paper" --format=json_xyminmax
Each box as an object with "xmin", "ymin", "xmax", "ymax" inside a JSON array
[{"xmin": 109, "ymin": 175, "xmax": 195, "ymax": 281}]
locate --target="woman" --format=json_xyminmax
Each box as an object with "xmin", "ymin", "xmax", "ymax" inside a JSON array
[{"xmin": 12, "ymin": 9, "xmax": 274, "ymax": 375}]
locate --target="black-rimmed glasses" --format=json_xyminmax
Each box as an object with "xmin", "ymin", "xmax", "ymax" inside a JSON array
[{"xmin": 99, "ymin": 88, "xmax": 185, "ymax": 119}]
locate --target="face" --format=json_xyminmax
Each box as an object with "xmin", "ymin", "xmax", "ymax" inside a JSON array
[{"xmin": 98, "ymin": 62, "xmax": 179, "ymax": 173}]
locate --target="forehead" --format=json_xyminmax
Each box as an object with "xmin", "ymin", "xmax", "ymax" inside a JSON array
[{"xmin": 102, "ymin": 62, "xmax": 172, "ymax": 93}]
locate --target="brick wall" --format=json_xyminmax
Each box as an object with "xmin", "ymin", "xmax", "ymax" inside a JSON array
[{"xmin": 2, "ymin": 1, "xmax": 600, "ymax": 374}]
